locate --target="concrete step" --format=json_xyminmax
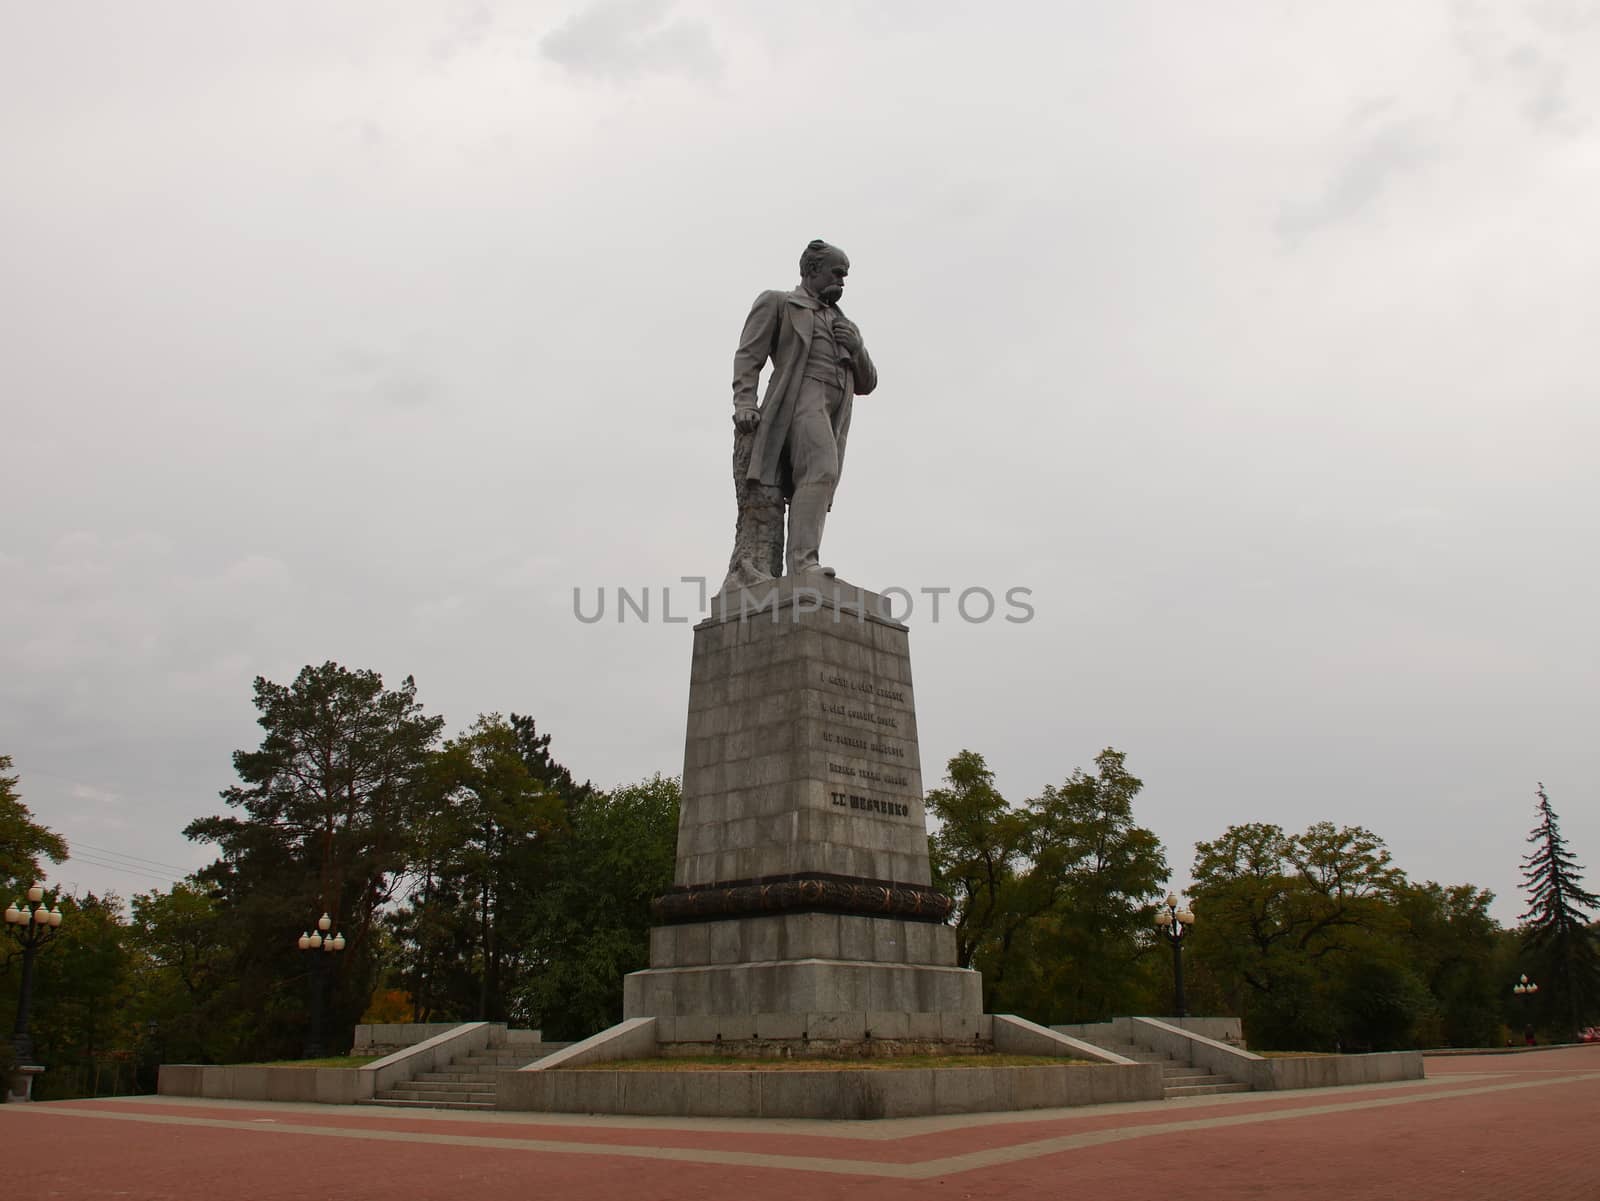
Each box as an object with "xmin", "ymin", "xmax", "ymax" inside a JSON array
[
  {"xmin": 459, "ymin": 1052, "xmax": 531, "ymax": 1065},
  {"xmin": 396, "ymin": 1078, "xmax": 495, "ymax": 1093},
  {"xmin": 362, "ymin": 1097, "xmax": 496, "ymax": 1111},
  {"xmin": 415, "ymin": 1071, "xmax": 499, "ymax": 1084},
  {"xmin": 1164, "ymin": 1072, "xmax": 1237, "ymax": 1087},
  {"xmin": 1164, "ymin": 1082, "xmax": 1252, "ymax": 1098},
  {"xmin": 375, "ymin": 1088, "xmax": 498, "ymax": 1105}
]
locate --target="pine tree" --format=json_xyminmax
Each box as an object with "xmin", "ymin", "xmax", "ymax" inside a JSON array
[{"xmin": 1520, "ymin": 783, "xmax": 1600, "ymax": 1036}]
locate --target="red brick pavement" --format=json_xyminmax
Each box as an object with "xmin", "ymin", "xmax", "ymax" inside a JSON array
[{"xmin": 5, "ymin": 1045, "xmax": 1597, "ymax": 1201}]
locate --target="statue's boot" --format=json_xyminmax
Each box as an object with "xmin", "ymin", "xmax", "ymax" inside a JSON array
[
  {"xmin": 720, "ymin": 494, "xmax": 785, "ymax": 593},
  {"xmin": 720, "ymin": 427, "xmax": 785, "ymax": 594},
  {"xmin": 785, "ymin": 481, "xmax": 836, "ymax": 578}
]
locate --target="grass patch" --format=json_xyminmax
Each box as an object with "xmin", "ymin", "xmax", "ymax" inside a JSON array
[
  {"xmin": 240, "ymin": 1056, "xmax": 383, "ymax": 1069},
  {"xmin": 570, "ymin": 1054, "xmax": 1090, "ymax": 1072},
  {"xmin": 1256, "ymin": 1051, "xmax": 1336, "ymax": 1058}
]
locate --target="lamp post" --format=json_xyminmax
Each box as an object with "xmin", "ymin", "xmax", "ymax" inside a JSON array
[
  {"xmin": 1513, "ymin": 973, "xmax": 1539, "ymax": 1045},
  {"xmin": 1154, "ymin": 892, "xmax": 1196, "ymax": 1020},
  {"xmin": 5, "ymin": 884, "xmax": 66, "ymax": 1064},
  {"xmin": 295, "ymin": 912, "xmax": 345, "ymax": 1059}
]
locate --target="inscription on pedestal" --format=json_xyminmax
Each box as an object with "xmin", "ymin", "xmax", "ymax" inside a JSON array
[
  {"xmin": 830, "ymin": 792, "xmax": 913, "ymax": 817},
  {"xmin": 821, "ymin": 730, "xmax": 906, "ymax": 760},
  {"xmin": 819, "ymin": 671, "xmax": 907, "ymax": 705},
  {"xmin": 818, "ymin": 698, "xmax": 901, "ymax": 730}
]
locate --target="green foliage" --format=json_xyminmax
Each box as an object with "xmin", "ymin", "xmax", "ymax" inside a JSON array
[
  {"xmin": 182, "ymin": 662, "xmax": 445, "ymax": 1061},
  {"xmin": 927, "ymin": 748, "xmax": 1168, "ymax": 1023},
  {"xmin": 926, "ymin": 750, "xmax": 1026, "ymax": 970},
  {"xmin": 1189, "ymin": 821, "xmax": 1402, "ymax": 1049},
  {"xmin": 11, "ymin": 667, "xmax": 1543, "ymax": 1072},
  {"xmin": 387, "ymin": 713, "xmax": 568, "ymax": 1022},
  {"xmin": 2, "ymin": 893, "xmax": 146, "ymax": 1100},
  {"xmin": 127, "ymin": 883, "xmax": 239, "ymax": 1064},
  {"xmin": 0, "ymin": 753, "xmax": 69, "ymax": 895},
  {"xmin": 511, "ymin": 774, "xmax": 679, "ymax": 1039},
  {"xmin": 1519, "ymin": 783, "xmax": 1600, "ymax": 1035},
  {"xmin": 1188, "ymin": 821, "xmax": 1504, "ymax": 1051},
  {"xmin": 1393, "ymin": 882, "xmax": 1504, "ymax": 1048}
]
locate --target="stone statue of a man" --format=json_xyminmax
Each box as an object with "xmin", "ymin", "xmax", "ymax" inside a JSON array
[{"xmin": 720, "ymin": 239, "xmax": 878, "ymax": 592}]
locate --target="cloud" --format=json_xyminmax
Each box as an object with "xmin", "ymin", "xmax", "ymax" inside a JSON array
[
  {"xmin": 1524, "ymin": 0, "xmax": 1600, "ymax": 38},
  {"xmin": 1276, "ymin": 120, "xmax": 1437, "ymax": 242},
  {"xmin": 70, "ymin": 782, "xmax": 121, "ymax": 806},
  {"xmin": 540, "ymin": 0, "xmax": 722, "ymax": 82},
  {"xmin": 329, "ymin": 345, "xmax": 444, "ymax": 410},
  {"xmin": 1505, "ymin": 44, "xmax": 1586, "ymax": 134},
  {"xmin": 1451, "ymin": 1, "xmax": 1591, "ymax": 135},
  {"xmin": 432, "ymin": 3, "xmax": 495, "ymax": 64}
]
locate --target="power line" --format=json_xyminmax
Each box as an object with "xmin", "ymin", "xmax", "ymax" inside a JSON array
[
  {"xmin": 56, "ymin": 852, "xmax": 175, "ymax": 886},
  {"xmin": 67, "ymin": 840, "xmax": 195, "ymax": 875}
]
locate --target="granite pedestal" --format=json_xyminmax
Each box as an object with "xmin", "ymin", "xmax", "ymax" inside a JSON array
[{"xmin": 621, "ymin": 577, "xmax": 983, "ymax": 1043}]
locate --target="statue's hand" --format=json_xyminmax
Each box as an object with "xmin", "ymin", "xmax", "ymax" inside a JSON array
[
  {"xmin": 733, "ymin": 407, "xmax": 760, "ymax": 434},
  {"xmin": 832, "ymin": 316, "xmax": 862, "ymax": 357}
]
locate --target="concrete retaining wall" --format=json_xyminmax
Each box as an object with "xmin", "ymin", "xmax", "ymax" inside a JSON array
[
  {"xmin": 158, "ymin": 1021, "xmax": 498, "ymax": 1104},
  {"xmin": 1258, "ymin": 1050, "xmax": 1424, "ymax": 1088},
  {"xmin": 499, "ymin": 1061, "xmax": 1163, "ymax": 1119},
  {"xmin": 1129, "ymin": 1017, "xmax": 1423, "ymax": 1089},
  {"xmin": 1051, "ymin": 1016, "xmax": 1244, "ymax": 1046},
  {"xmin": 522, "ymin": 1018, "xmax": 659, "ymax": 1071},
  {"xmin": 157, "ymin": 1064, "xmax": 373, "ymax": 1104},
  {"xmin": 993, "ymin": 1014, "xmax": 1135, "ymax": 1064}
]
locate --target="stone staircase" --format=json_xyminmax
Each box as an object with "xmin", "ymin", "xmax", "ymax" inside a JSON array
[
  {"xmin": 1091, "ymin": 1040, "xmax": 1251, "ymax": 1100},
  {"xmin": 365, "ymin": 1033, "xmax": 574, "ymax": 1111}
]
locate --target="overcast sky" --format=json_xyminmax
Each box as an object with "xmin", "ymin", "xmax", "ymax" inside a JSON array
[{"xmin": 3, "ymin": 1, "xmax": 1596, "ymax": 925}]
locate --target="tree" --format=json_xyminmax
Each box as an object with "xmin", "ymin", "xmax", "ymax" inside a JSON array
[
  {"xmin": 184, "ymin": 662, "xmax": 444, "ymax": 1060},
  {"xmin": 2, "ymin": 892, "xmax": 141, "ymax": 1099},
  {"xmin": 926, "ymin": 748, "xmax": 1168, "ymax": 1022},
  {"xmin": 512, "ymin": 774, "xmax": 679, "ymax": 1039},
  {"xmin": 1188, "ymin": 821, "xmax": 1412, "ymax": 1050},
  {"xmin": 993, "ymin": 750, "xmax": 1168, "ymax": 1021},
  {"xmin": 510, "ymin": 713, "xmax": 596, "ymax": 806},
  {"xmin": 925, "ymin": 750, "xmax": 1027, "ymax": 971},
  {"xmin": 127, "ymin": 882, "xmax": 238, "ymax": 1065},
  {"xmin": 1520, "ymin": 783, "xmax": 1600, "ymax": 1035},
  {"xmin": 388, "ymin": 714, "xmax": 565, "ymax": 1022},
  {"xmin": 0, "ymin": 753, "xmax": 69, "ymax": 895},
  {"xmin": 1392, "ymin": 881, "xmax": 1503, "ymax": 1048}
]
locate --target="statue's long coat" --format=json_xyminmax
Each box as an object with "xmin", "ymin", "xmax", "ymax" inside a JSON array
[{"xmin": 732, "ymin": 287, "xmax": 878, "ymax": 497}]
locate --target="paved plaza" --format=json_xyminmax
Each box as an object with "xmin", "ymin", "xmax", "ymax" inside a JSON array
[{"xmin": 6, "ymin": 1046, "xmax": 1597, "ymax": 1201}]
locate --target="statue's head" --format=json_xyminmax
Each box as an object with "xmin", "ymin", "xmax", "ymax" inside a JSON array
[{"xmin": 799, "ymin": 239, "xmax": 850, "ymax": 304}]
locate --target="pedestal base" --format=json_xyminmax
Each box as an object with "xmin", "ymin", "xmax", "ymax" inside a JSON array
[
  {"xmin": 624, "ymin": 959, "xmax": 984, "ymax": 1022},
  {"xmin": 626, "ymin": 909, "xmax": 983, "ymax": 1050}
]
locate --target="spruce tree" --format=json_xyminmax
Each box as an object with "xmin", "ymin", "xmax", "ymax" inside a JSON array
[{"xmin": 1519, "ymin": 783, "xmax": 1600, "ymax": 1036}]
